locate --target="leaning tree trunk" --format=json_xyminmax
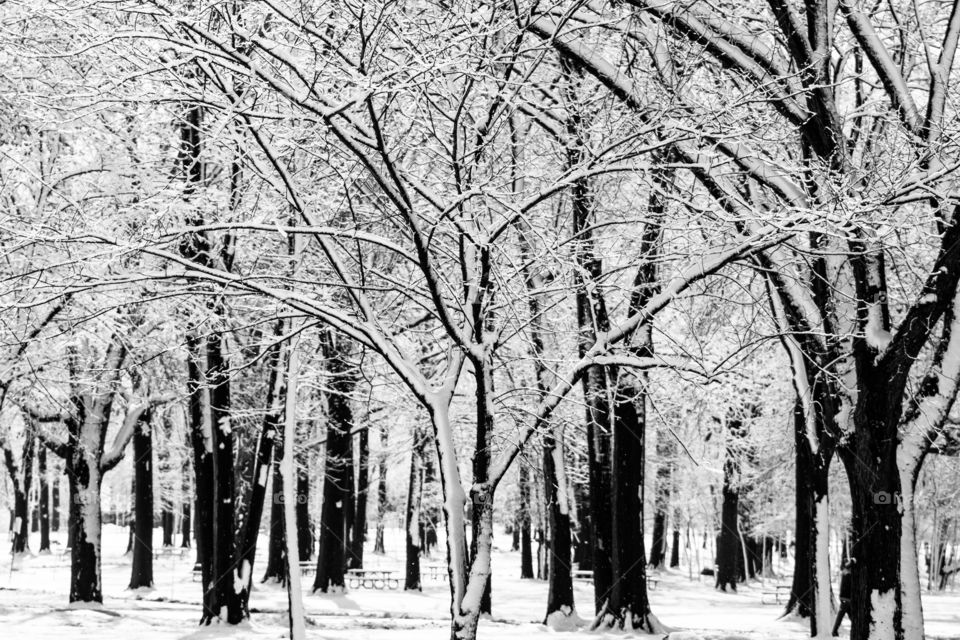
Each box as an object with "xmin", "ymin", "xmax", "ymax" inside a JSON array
[
  {"xmin": 129, "ymin": 411, "xmax": 154, "ymax": 589},
  {"xmin": 405, "ymin": 424, "xmax": 426, "ymax": 591},
  {"xmin": 235, "ymin": 326, "xmax": 286, "ymax": 613},
  {"xmin": 313, "ymin": 329, "xmax": 354, "ymax": 593}
]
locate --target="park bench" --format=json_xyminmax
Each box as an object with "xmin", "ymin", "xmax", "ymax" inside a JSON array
[
  {"xmin": 424, "ymin": 563, "xmax": 445, "ymax": 580},
  {"xmin": 153, "ymin": 547, "xmax": 186, "ymax": 560},
  {"xmin": 573, "ymin": 569, "xmax": 658, "ymax": 590},
  {"xmin": 761, "ymin": 584, "xmax": 791, "ymax": 605},
  {"xmin": 346, "ymin": 568, "xmax": 400, "ymax": 590},
  {"xmin": 299, "ymin": 561, "xmax": 315, "ymax": 576},
  {"xmin": 572, "ymin": 569, "xmax": 594, "ymax": 584},
  {"xmin": 191, "ymin": 562, "xmax": 202, "ymax": 582}
]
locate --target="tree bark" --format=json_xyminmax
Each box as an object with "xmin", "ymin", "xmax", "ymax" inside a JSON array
[
  {"xmin": 518, "ymin": 462, "xmax": 534, "ymax": 579},
  {"xmin": 374, "ymin": 424, "xmax": 388, "ymax": 554},
  {"xmin": 716, "ymin": 417, "xmax": 743, "ymax": 592},
  {"xmin": 351, "ymin": 422, "xmax": 369, "ymax": 569},
  {"xmin": 263, "ymin": 459, "xmax": 287, "ymax": 584},
  {"xmin": 39, "ymin": 444, "xmax": 50, "ymax": 552},
  {"xmin": 129, "ymin": 411, "xmax": 154, "ymax": 589},
  {"xmin": 313, "ymin": 329, "xmax": 354, "ymax": 593},
  {"xmin": 405, "ymin": 424, "xmax": 425, "ymax": 590}
]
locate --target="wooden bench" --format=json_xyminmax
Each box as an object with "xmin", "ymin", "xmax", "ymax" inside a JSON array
[
  {"xmin": 346, "ymin": 568, "xmax": 399, "ymax": 590},
  {"xmin": 299, "ymin": 561, "xmax": 315, "ymax": 576},
  {"xmin": 761, "ymin": 585, "xmax": 791, "ymax": 604}
]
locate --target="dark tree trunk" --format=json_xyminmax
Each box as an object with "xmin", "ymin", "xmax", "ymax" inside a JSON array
[
  {"xmin": 9, "ymin": 433, "xmax": 36, "ymax": 553},
  {"xmin": 565, "ymin": 91, "xmax": 662, "ymax": 628},
  {"xmin": 350, "ymin": 424, "xmax": 369, "ymax": 569},
  {"xmin": 181, "ymin": 501, "xmax": 191, "ymax": 549},
  {"xmin": 263, "ymin": 461, "xmax": 287, "ymax": 583},
  {"xmin": 404, "ymin": 425, "xmax": 425, "ymax": 590},
  {"xmin": 374, "ymin": 424, "xmax": 388, "ymax": 554},
  {"xmin": 11, "ymin": 488, "xmax": 29, "ymax": 553},
  {"xmin": 313, "ymin": 329, "xmax": 354, "ymax": 593},
  {"xmin": 650, "ymin": 427, "xmax": 675, "ymax": 569},
  {"xmin": 572, "ymin": 481, "xmax": 593, "ymax": 571},
  {"xmin": 206, "ymin": 328, "xmax": 240, "ymax": 622},
  {"xmin": 518, "ymin": 463, "xmax": 534, "ymax": 579},
  {"xmin": 716, "ymin": 417, "xmax": 744, "ymax": 592},
  {"xmin": 649, "ymin": 511, "xmax": 667, "ymax": 569},
  {"xmin": 786, "ymin": 401, "xmax": 815, "ymax": 618},
  {"xmin": 670, "ymin": 527, "xmax": 680, "ymax": 568},
  {"xmin": 39, "ymin": 447, "xmax": 51, "ymax": 551},
  {"xmin": 543, "ymin": 430, "xmax": 575, "ymax": 621},
  {"xmin": 296, "ymin": 462, "xmax": 312, "ymax": 561},
  {"xmin": 52, "ymin": 474, "xmax": 61, "ymax": 532},
  {"xmin": 235, "ymin": 325, "xmax": 285, "ymax": 613},
  {"xmin": 178, "ymin": 104, "xmax": 241, "ymax": 624},
  {"xmin": 470, "ymin": 354, "xmax": 494, "ymax": 615},
  {"xmin": 161, "ymin": 510, "xmax": 175, "ymax": 547},
  {"xmin": 129, "ymin": 412, "xmax": 154, "ymax": 589}
]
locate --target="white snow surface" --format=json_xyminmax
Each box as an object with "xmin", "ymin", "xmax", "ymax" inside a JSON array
[{"xmin": 2, "ymin": 524, "xmax": 959, "ymax": 640}]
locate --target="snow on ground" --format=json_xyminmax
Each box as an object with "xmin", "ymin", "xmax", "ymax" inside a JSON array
[{"xmin": 1, "ymin": 525, "xmax": 958, "ymax": 639}]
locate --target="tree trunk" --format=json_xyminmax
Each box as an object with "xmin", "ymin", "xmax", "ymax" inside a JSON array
[
  {"xmin": 67, "ymin": 411, "xmax": 107, "ymax": 603},
  {"xmin": 235, "ymin": 325, "xmax": 285, "ymax": 613},
  {"xmin": 351, "ymin": 423, "xmax": 369, "ymax": 569},
  {"xmin": 470, "ymin": 354, "xmax": 494, "ymax": 615},
  {"xmin": 518, "ymin": 462, "xmax": 534, "ymax": 579},
  {"xmin": 649, "ymin": 432, "xmax": 673, "ymax": 569},
  {"xmin": 129, "ymin": 412, "xmax": 154, "ymax": 589},
  {"xmin": 161, "ymin": 510, "xmax": 174, "ymax": 547},
  {"xmin": 39, "ymin": 444, "xmax": 50, "ymax": 552},
  {"xmin": 670, "ymin": 526, "xmax": 680, "ymax": 568},
  {"xmin": 263, "ymin": 460, "xmax": 287, "ymax": 583},
  {"xmin": 405, "ymin": 424, "xmax": 425, "ymax": 591},
  {"xmin": 180, "ymin": 502, "xmax": 191, "ymax": 548},
  {"xmin": 313, "ymin": 329, "xmax": 354, "ymax": 593},
  {"xmin": 180, "ymin": 453, "xmax": 191, "ymax": 548},
  {"xmin": 543, "ymin": 429, "xmax": 575, "ymax": 623},
  {"xmin": 296, "ymin": 461, "xmax": 312, "ymax": 561},
  {"xmin": 280, "ymin": 335, "xmax": 307, "ymax": 640},
  {"xmin": 52, "ymin": 473, "xmax": 61, "ymax": 532},
  {"xmin": 649, "ymin": 512, "xmax": 667, "ymax": 569},
  {"xmin": 374, "ymin": 424, "xmax": 388, "ymax": 554},
  {"xmin": 716, "ymin": 418, "xmax": 742, "ymax": 592},
  {"xmin": 9, "ymin": 434, "xmax": 36, "ymax": 553}
]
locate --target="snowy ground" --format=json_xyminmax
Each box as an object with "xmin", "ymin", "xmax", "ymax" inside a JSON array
[{"xmin": 1, "ymin": 526, "xmax": 958, "ymax": 639}]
